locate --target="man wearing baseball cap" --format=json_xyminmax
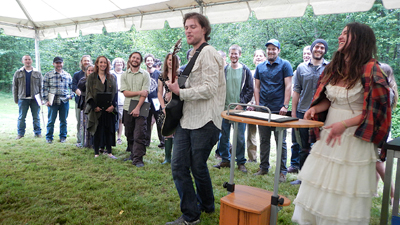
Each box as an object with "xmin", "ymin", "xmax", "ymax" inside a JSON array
[
  {"xmin": 42, "ymin": 56, "xmax": 72, "ymax": 144},
  {"xmin": 254, "ymin": 39, "xmax": 293, "ymax": 183}
]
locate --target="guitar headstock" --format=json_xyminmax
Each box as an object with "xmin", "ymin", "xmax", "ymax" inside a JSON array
[{"xmin": 172, "ymin": 38, "xmax": 182, "ymax": 56}]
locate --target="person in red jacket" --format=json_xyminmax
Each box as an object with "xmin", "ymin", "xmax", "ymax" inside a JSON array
[{"xmin": 292, "ymin": 22, "xmax": 391, "ymax": 225}]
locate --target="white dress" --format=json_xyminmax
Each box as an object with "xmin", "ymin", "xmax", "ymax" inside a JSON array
[{"xmin": 292, "ymin": 81, "xmax": 377, "ymax": 225}]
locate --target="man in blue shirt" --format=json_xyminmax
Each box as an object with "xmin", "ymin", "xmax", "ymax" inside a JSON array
[
  {"xmin": 12, "ymin": 55, "xmax": 43, "ymax": 139},
  {"xmin": 254, "ymin": 39, "xmax": 293, "ymax": 183}
]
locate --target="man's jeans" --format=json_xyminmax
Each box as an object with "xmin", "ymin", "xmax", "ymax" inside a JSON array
[
  {"xmin": 171, "ymin": 122, "xmax": 220, "ymax": 222},
  {"xmin": 218, "ymin": 118, "xmax": 246, "ymax": 165},
  {"xmin": 290, "ymin": 111, "xmax": 309, "ymax": 169},
  {"xmin": 18, "ymin": 99, "xmax": 41, "ymax": 136},
  {"xmin": 258, "ymin": 125, "xmax": 287, "ymax": 174},
  {"xmin": 46, "ymin": 101, "xmax": 69, "ymax": 140}
]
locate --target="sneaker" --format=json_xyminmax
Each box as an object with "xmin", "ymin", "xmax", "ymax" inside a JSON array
[
  {"xmin": 290, "ymin": 179, "xmax": 302, "ymax": 185},
  {"xmin": 46, "ymin": 139, "xmax": 53, "ymax": 144},
  {"xmin": 238, "ymin": 164, "xmax": 247, "ymax": 173},
  {"xmin": 76, "ymin": 143, "xmax": 82, "ymax": 148},
  {"xmin": 158, "ymin": 143, "xmax": 165, "ymax": 149},
  {"xmin": 108, "ymin": 154, "xmax": 118, "ymax": 159},
  {"xmin": 247, "ymin": 159, "xmax": 257, "ymax": 163},
  {"xmin": 253, "ymin": 168, "xmax": 268, "ymax": 176},
  {"xmin": 34, "ymin": 134, "xmax": 42, "ymax": 138},
  {"xmin": 117, "ymin": 138, "xmax": 122, "ymax": 145},
  {"xmin": 213, "ymin": 161, "xmax": 230, "ymax": 169},
  {"xmin": 15, "ymin": 135, "xmax": 24, "ymax": 140},
  {"xmin": 279, "ymin": 173, "xmax": 287, "ymax": 183},
  {"xmin": 166, "ymin": 216, "xmax": 200, "ymax": 225},
  {"xmin": 287, "ymin": 166, "xmax": 299, "ymax": 173},
  {"xmin": 60, "ymin": 138, "xmax": 66, "ymax": 143}
]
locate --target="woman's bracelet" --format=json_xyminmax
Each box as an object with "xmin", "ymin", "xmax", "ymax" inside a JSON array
[{"xmin": 341, "ymin": 120, "xmax": 348, "ymax": 129}]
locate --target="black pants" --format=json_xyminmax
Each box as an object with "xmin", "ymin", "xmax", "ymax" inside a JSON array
[{"xmin": 123, "ymin": 110, "xmax": 147, "ymax": 164}]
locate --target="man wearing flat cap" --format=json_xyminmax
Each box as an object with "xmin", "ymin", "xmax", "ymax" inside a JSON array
[
  {"xmin": 42, "ymin": 56, "xmax": 72, "ymax": 144},
  {"xmin": 289, "ymin": 39, "xmax": 329, "ymax": 185},
  {"xmin": 254, "ymin": 39, "xmax": 293, "ymax": 183}
]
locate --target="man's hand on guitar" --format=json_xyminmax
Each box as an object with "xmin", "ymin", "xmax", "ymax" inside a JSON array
[
  {"xmin": 130, "ymin": 107, "xmax": 140, "ymax": 117},
  {"xmin": 166, "ymin": 80, "xmax": 180, "ymax": 96}
]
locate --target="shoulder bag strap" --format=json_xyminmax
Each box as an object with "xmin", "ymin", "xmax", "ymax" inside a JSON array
[{"xmin": 179, "ymin": 42, "xmax": 209, "ymax": 88}]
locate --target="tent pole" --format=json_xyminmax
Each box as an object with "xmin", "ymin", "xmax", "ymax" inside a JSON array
[
  {"xmin": 34, "ymin": 30, "xmax": 41, "ymax": 72},
  {"xmin": 195, "ymin": 0, "xmax": 203, "ymax": 14}
]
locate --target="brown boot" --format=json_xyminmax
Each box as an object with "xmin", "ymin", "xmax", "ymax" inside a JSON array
[{"xmin": 213, "ymin": 161, "xmax": 230, "ymax": 169}]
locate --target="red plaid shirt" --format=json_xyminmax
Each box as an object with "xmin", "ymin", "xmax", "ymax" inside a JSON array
[{"xmin": 309, "ymin": 58, "xmax": 391, "ymax": 145}]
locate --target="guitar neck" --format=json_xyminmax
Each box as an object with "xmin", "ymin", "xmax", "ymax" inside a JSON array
[{"xmin": 171, "ymin": 55, "xmax": 177, "ymax": 83}]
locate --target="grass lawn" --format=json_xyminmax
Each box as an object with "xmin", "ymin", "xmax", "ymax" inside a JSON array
[{"xmin": 0, "ymin": 92, "xmax": 386, "ymax": 224}]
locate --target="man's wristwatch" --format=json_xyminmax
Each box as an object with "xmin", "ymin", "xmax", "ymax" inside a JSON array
[{"xmin": 283, "ymin": 104, "xmax": 289, "ymax": 109}]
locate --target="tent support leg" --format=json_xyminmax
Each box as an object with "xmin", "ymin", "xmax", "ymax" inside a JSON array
[{"xmin": 34, "ymin": 30, "xmax": 40, "ymax": 72}]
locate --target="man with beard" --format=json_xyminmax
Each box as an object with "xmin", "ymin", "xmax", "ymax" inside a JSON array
[
  {"xmin": 143, "ymin": 53, "xmax": 164, "ymax": 149},
  {"xmin": 165, "ymin": 12, "xmax": 225, "ymax": 225},
  {"xmin": 120, "ymin": 52, "xmax": 150, "ymax": 167},
  {"xmin": 213, "ymin": 44, "xmax": 253, "ymax": 173},
  {"xmin": 254, "ymin": 39, "xmax": 293, "ymax": 183},
  {"xmin": 288, "ymin": 45, "xmax": 312, "ymax": 173},
  {"xmin": 72, "ymin": 55, "xmax": 92, "ymax": 147},
  {"xmin": 290, "ymin": 39, "xmax": 329, "ymax": 185}
]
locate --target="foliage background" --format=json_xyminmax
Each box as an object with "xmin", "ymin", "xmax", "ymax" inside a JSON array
[{"xmin": 0, "ymin": 1, "xmax": 399, "ymax": 136}]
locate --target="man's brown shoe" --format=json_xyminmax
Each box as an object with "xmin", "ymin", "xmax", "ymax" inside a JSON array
[
  {"xmin": 253, "ymin": 168, "xmax": 268, "ymax": 176},
  {"xmin": 238, "ymin": 164, "xmax": 247, "ymax": 173},
  {"xmin": 15, "ymin": 135, "xmax": 23, "ymax": 140},
  {"xmin": 213, "ymin": 161, "xmax": 230, "ymax": 169}
]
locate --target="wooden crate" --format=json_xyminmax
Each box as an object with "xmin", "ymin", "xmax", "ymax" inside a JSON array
[{"xmin": 219, "ymin": 185, "xmax": 291, "ymax": 225}]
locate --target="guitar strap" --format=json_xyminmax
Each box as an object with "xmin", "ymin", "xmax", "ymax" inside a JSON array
[{"xmin": 178, "ymin": 42, "xmax": 209, "ymax": 88}]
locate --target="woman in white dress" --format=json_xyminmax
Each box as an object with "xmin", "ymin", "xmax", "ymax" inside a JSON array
[{"xmin": 292, "ymin": 22, "xmax": 392, "ymax": 224}]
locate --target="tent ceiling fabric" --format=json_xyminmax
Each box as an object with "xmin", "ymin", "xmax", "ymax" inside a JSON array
[{"xmin": 0, "ymin": 0, "xmax": 399, "ymax": 40}]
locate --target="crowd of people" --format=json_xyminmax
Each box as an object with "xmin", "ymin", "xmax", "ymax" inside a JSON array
[{"xmin": 12, "ymin": 11, "xmax": 397, "ymax": 225}]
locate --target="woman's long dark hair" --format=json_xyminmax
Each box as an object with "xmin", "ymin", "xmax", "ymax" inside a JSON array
[
  {"xmin": 93, "ymin": 56, "xmax": 112, "ymax": 79},
  {"xmin": 162, "ymin": 53, "xmax": 179, "ymax": 80},
  {"xmin": 322, "ymin": 22, "xmax": 377, "ymax": 89}
]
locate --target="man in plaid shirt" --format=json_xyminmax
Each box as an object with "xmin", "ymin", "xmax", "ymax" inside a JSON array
[{"xmin": 42, "ymin": 57, "xmax": 72, "ymax": 144}]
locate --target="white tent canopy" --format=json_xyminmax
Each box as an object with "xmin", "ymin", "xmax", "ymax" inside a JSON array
[
  {"xmin": 1, "ymin": 0, "xmax": 399, "ymax": 40},
  {"xmin": 0, "ymin": 0, "xmax": 399, "ymax": 70}
]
